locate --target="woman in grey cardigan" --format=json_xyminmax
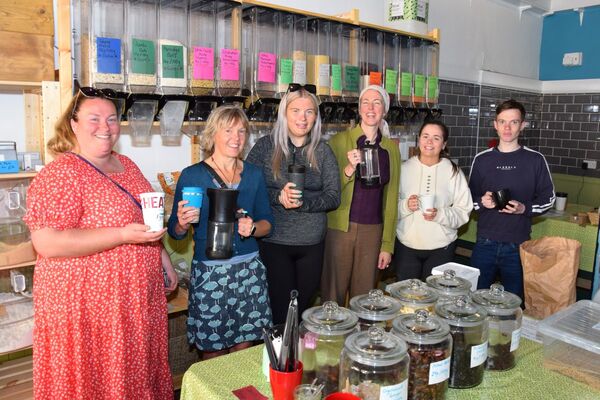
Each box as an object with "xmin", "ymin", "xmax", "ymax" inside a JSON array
[{"xmin": 246, "ymin": 85, "xmax": 341, "ymax": 324}]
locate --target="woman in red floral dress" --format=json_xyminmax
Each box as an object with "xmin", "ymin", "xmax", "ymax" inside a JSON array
[{"xmin": 24, "ymin": 89, "xmax": 177, "ymax": 400}]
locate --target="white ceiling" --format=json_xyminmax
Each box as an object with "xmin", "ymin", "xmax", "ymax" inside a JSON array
[{"xmin": 502, "ymin": 0, "xmax": 600, "ymax": 13}]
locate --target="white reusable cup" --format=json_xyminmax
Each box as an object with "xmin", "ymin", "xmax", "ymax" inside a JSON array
[{"xmin": 140, "ymin": 192, "xmax": 166, "ymax": 231}]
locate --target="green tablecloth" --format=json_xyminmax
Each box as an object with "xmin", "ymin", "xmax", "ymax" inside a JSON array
[
  {"xmin": 180, "ymin": 339, "xmax": 600, "ymax": 400},
  {"xmin": 458, "ymin": 204, "xmax": 598, "ymax": 273}
]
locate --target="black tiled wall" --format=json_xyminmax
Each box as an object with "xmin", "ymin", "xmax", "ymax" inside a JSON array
[{"xmin": 437, "ymin": 79, "xmax": 600, "ymax": 179}]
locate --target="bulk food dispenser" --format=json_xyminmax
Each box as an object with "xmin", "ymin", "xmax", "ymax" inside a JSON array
[
  {"xmin": 320, "ymin": 21, "xmax": 347, "ymax": 141},
  {"xmin": 243, "ymin": 6, "xmax": 281, "ymax": 143},
  {"xmin": 307, "ymin": 18, "xmax": 331, "ymax": 100},
  {"xmin": 188, "ymin": 0, "xmax": 223, "ymax": 123},
  {"xmin": 277, "ymin": 13, "xmax": 307, "ymax": 96},
  {"xmin": 215, "ymin": 1, "xmax": 243, "ymax": 100},
  {"xmin": 124, "ymin": 0, "xmax": 160, "ymax": 146},
  {"xmin": 157, "ymin": 0, "xmax": 191, "ymax": 145},
  {"xmin": 359, "ymin": 28, "xmax": 384, "ymax": 92},
  {"xmin": 426, "ymin": 41, "xmax": 441, "ymax": 114},
  {"xmin": 338, "ymin": 22, "xmax": 361, "ymax": 128},
  {"xmin": 383, "ymin": 31, "xmax": 403, "ymax": 140},
  {"xmin": 73, "ymin": 0, "xmax": 128, "ymax": 115}
]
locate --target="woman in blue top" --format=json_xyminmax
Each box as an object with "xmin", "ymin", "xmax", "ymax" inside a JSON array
[{"xmin": 168, "ymin": 105, "xmax": 274, "ymax": 360}]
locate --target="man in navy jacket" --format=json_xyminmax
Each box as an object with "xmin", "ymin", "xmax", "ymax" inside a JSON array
[{"xmin": 469, "ymin": 99, "xmax": 555, "ymax": 299}]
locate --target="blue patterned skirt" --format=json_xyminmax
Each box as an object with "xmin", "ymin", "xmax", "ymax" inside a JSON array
[{"xmin": 187, "ymin": 255, "xmax": 273, "ymax": 351}]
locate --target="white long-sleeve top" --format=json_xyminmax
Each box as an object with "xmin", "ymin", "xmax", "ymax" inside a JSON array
[{"xmin": 396, "ymin": 156, "xmax": 473, "ymax": 250}]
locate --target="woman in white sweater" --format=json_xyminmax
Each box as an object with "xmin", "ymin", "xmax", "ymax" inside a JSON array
[{"xmin": 394, "ymin": 120, "xmax": 473, "ymax": 280}]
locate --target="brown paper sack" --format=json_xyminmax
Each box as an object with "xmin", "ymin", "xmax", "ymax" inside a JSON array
[{"xmin": 520, "ymin": 236, "xmax": 581, "ymax": 319}]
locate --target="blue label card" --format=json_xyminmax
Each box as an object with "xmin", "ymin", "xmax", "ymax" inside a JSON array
[{"xmin": 96, "ymin": 37, "xmax": 122, "ymax": 74}]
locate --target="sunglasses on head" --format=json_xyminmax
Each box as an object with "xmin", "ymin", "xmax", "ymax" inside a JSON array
[
  {"xmin": 287, "ymin": 83, "xmax": 317, "ymax": 95},
  {"xmin": 71, "ymin": 86, "xmax": 121, "ymax": 119}
]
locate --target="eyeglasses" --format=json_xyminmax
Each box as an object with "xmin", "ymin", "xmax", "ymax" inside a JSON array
[
  {"xmin": 71, "ymin": 86, "xmax": 120, "ymax": 119},
  {"xmin": 287, "ymin": 83, "xmax": 317, "ymax": 95}
]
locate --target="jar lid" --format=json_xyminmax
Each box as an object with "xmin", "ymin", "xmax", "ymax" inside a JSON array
[
  {"xmin": 392, "ymin": 310, "xmax": 450, "ymax": 345},
  {"xmin": 472, "ymin": 284, "xmax": 522, "ymax": 315},
  {"xmin": 386, "ymin": 279, "xmax": 439, "ymax": 306},
  {"xmin": 434, "ymin": 296, "xmax": 488, "ymax": 327},
  {"xmin": 349, "ymin": 289, "xmax": 402, "ymax": 321},
  {"xmin": 301, "ymin": 301, "xmax": 358, "ymax": 336},
  {"xmin": 344, "ymin": 326, "xmax": 407, "ymax": 367},
  {"xmin": 426, "ymin": 269, "xmax": 472, "ymax": 296}
]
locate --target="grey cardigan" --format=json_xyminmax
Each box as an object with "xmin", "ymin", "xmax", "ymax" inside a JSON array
[{"xmin": 246, "ymin": 135, "xmax": 341, "ymax": 245}]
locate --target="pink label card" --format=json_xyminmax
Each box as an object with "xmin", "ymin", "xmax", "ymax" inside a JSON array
[
  {"xmin": 257, "ymin": 52, "xmax": 276, "ymax": 83},
  {"xmin": 193, "ymin": 47, "xmax": 214, "ymax": 80},
  {"xmin": 220, "ymin": 48, "xmax": 240, "ymax": 81}
]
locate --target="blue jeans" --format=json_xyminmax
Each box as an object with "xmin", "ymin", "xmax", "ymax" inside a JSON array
[{"xmin": 470, "ymin": 237, "xmax": 524, "ymax": 300}]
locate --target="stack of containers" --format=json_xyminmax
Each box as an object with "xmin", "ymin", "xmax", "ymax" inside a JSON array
[
  {"xmin": 359, "ymin": 28, "xmax": 384, "ymax": 91},
  {"xmin": 307, "ymin": 18, "xmax": 332, "ymax": 98},
  {"xmin": 472, "ymin": 284, "xmax": 523, "ymax": 371},
  {"xmin": 435, "ymin": 296, "xmax": 489, "ymax": 389}
]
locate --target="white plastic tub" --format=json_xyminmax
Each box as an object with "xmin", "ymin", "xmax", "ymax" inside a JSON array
[{"xmin": 431, "ymin": 262, "xmax": 480, "ymax": 291}]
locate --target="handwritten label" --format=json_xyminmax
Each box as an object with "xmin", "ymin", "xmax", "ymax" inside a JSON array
[
  {"xmin": 414, "ymin": 74, "xmax": 426, "ymax": 98},
  {"xmin": 510, "ymin": 328, "xmax": 522, "ymax": 352},
  {"xmin": 369, "ymin": 71, "xmax": 382, "ymax": 86},
  {"xmin": 379, "ymin": 379, "xmax": 408, "ymax": 400},
  {"xmin": 257, "ymin": 52, "xmax": 276, "ymax": 83},
  {"xmin": 428, "ymin": 75, "xmax": 439, "ymax": 100},
  {"xmin": 193, "ymin": 47, "xmax": 214, "ymax": 80},
  {"xmin": 131, "ymin": 38, "xmax": 155, "ymax": 75},
  {"xmin": 344, "ymin": 65, "xmax": 359, "ymax": 92},
  {"xmin": 470, "ymin": 341, "xmax": 488, "ymax": 368},
  {"xmin": 220, "ymin": 48, "xmax": 240, "ymax": 81},
  {"xmin": 318, "ymin": 63, "xmax": 330, "ymax": 87},
  {"xmin": 429, "ymin": 357, "xmax": 450, "ymax": 384},
  {"xmin": 278, "ymin": 58, "xmax": 293, "ymax": 85},
  {"xmin": 400, "ymin": 72, "xmax": 412, "ymax": 96},
  {"xmin": 96, "ymin": 37, "xmax": 121, "ymax": 74},
  {"xmin": 293, "ymin": 59, "xmax": 306, "ymax": 85},
  {"xmin": 161, "ymin": 44, "xmax": 184, "ymax": 79},
  {"xmin": 331, "ymin": 64, "xmax": 342, "ymax": 91},
  {"xmin": 385, "ymin": 69, "xmax": 398, "ymax": 94}
]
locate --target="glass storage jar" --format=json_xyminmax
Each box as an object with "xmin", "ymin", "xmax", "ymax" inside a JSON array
[
  {"xmin": 339, "ymin": 326, "xmax": 409, "ymax": 400},
  {"xmin": 472, "ymin": 283, "xmax": 522, "ymax": 371},
  {"xmin": 386, "ymin": 279, "xmax": 438, "ymax": 315},
  {"xmin": 426, "ymin": 269, "xmax": 471, "ymax": 303},
  {"xmin": 435, "ymin": 296, "xmax": 488, "ymax": 389},
  {"xmin": 349, "ymin": 289, "xmax": 402, "ymax": 331},
  {"xmin": 300, "ymin": 301, "xmax": 358, "ymax": 396},
  {"xmin": 392, "ymin": 310, "xmax": 452, "ymax": 400}
]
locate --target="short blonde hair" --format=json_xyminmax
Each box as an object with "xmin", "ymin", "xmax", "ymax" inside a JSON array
[{"xmin": 201, "ymin": 105, "xmax": 250, "ymax": 157}]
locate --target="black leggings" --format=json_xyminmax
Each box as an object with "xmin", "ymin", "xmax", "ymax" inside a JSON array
[
  {"xmin": 393, "ymin": 239, "xmax": 457, "ymax": 281},
  {"xmin": 258, "ymin": 240, "xmax": 325, "ymax": 325}
]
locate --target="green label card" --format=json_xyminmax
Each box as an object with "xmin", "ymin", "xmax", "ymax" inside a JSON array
[
  {"xmin": 385, "ymin": 69, "xmax": 398, "ymax": 94},
  {"xmin": 414, "ymin": 74, "xmax": 425, "ymax": 97},
  {"xmin": 161, "ymin": 44, "xmax": 184, "ymax": 79},
  {"xmin": 331, "ymin": 64, "xmax": 342, "ymax": 91},
  {"xmin": 131, "ymin": 39, "xmax": 155, "ymax": 75},
  {"xmin": 400, "ymin": 72, "xmax": 412, "ymax": 97},
  {"xmin": 278, "ymin": 58, "xmax": 293, "ymax": 85},
  {"xmin": 428, "ymin": 76, "xmax": 439, "ymax": 99},
  {"xmin": 344, "ymin": 65, "xmax": 359, "ymax": 92}
]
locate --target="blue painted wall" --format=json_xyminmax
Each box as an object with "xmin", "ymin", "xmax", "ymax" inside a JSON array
[{"xmin": 540, "ymin": 6, "xmax": 600, "ymax": 80}]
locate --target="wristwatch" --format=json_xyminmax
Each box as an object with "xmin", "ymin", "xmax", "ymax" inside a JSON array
[{"xmin": 249, "ymin": 223, "xmax": 257, "ymax": 237}]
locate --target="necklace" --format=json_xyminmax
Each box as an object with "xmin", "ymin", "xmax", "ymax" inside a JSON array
[{"xmin": 211, "ymin": 156, "xmax": 238, "ymax": 187}]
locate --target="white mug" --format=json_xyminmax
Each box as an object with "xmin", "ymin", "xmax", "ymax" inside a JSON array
[{"xmin": 419, "ymin": 194, "xmax": 435, "ymax": 215}]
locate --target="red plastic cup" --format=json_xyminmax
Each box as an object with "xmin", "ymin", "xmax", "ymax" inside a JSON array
[
  {"xmin": 269, "ymin": 361, "xmax": 303, "ymax": 400},
  {"xmin": 324, "ymin": 393, "xmax": 361, "ymax": 400}
]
